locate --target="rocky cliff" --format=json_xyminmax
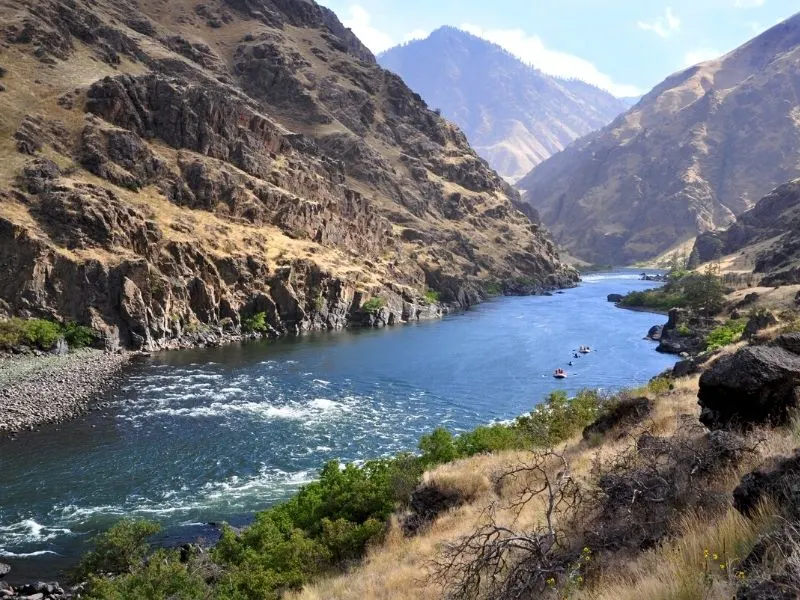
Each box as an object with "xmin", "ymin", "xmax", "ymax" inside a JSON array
[
  {"xmin": 519, "ymin": 13, "xmax": 800, "ymax": 265},
  {"xmin": 378, "ymin": 27, "xmax": 627, "ymax": 183},
  {"xmin": 0, "ymin": 0, "xmax": 575, "ymax": 350},
  {"xmin": 693, "ymin": 179, "xmax": 800, "ymax": 284}
]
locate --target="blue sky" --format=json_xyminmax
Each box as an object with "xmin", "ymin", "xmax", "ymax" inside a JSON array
[{"xmin": 318, "ymin": 0, "xmax": 797, "ymax": 96}]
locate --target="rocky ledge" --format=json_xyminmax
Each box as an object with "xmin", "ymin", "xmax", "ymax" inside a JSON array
[{"xmin": 0, "ymin": 350, "xmax": 128, "ymax": 434}]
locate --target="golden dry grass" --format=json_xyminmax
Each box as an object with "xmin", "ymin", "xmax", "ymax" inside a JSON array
[
  {"xmin": 295, "ymin": 371, "xmax": 799, "ymax": 600},
  {"xmin": 583, "ymin": 507, "xmax": 774, "ymax": 600}
]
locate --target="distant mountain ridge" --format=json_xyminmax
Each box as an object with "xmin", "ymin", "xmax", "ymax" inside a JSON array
[
  {"xmin": 378, "ymin": 27, "xmax": 628, "ymax": 182},
  {"xmin": 519, "ymin": 13, "xmax": 800, "ymax": 265}
]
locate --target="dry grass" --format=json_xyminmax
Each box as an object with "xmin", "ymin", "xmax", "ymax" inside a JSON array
[
  {"xmin": 295, "ymin": 370, "xmax": 800, "ymax": 600},
  {"xmin": 585, "ymin": 507, "xmax": 774, "ymax": 600}
]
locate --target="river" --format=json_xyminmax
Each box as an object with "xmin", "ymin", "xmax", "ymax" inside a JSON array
[{"xmin": 0, "ymin": 271, "xmax": 676, "ymax": 582}]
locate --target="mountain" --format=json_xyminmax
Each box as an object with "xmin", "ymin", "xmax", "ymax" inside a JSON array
[
  {"xmin": 519, "ymin": 13, "xmax": 800, "ymax": 265},
  {"xmin": 378, "ymin": 27, "xmax": 628, "ymax": 182},
  {"xmin": 693, "ymin": 179, "xmax": 800, "ymax": 285},
  {"xmin": 0, "ymin": 0, "xmax": 576, "ymax": 350}
]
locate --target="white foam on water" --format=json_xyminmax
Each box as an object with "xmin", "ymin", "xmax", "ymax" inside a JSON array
[
  {"xmin": 0, "ymin": 519, "xmax": 73, "ymax": 550},
  {"xmin": 0, "ymin": 550, "xmax": 58, "ymax": 558}
]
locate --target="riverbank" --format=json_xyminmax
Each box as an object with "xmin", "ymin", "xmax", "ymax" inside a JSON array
[
  {"xmin": 0, "ymin": 272, "xmax": 675, "ymax": 584},
  {"xmin": 0, "ymin": 350, "xmax": 129, "ymax": 434}
]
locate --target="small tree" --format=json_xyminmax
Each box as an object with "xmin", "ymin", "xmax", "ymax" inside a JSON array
[{"xmin": 683, "ymin": 263, "xmax": 725, "ymax": 316}]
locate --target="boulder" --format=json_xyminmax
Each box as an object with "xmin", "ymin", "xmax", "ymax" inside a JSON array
[
  {"xmin": 607, "ymin": 293, "xmax": 624, "ymax": 303},
  {"xmin": 0, "ymin": 563, "xmax": 8, "ymax": 577},
  {"xmin": 733, "ymin": 450, "xmax": 800, "ymax": 519},
  {"xmin": 735, "ymin": 292, "xmax": 760, "ymax": 309},
  {"xmin": 582, "ymin": 397, "xmax": 652, "ymax": 442},
  {"xmin": 743, "ymin": 310, "xmax": 778, "ymax": 339},
  {"xmin": 698, "ymin": 334, "xmax": 800, "ymax": 429},
  {"xmin": 647, "ymin": 324, "xmax": 663, "ymax": 341}
]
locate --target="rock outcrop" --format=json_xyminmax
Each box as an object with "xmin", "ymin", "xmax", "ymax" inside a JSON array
[
  {"xmin": 698, "ymin": 334, "xmax": 800, "ymax": 429},
  {"xmin": 378, "ymin": 27, "xmax": 627, "ymax": 182},
  {"xmin": 582, "ymin": 396, "xmax": 652, "ymax": 442},
  {"xmin": 733, "ymin": 450, "xmax": 800, "ymax": 519},
  {"xmin": 520, "ymin": 14, "xmax": 800, "ymax": 264},
  {"xmin": 657, "ymin": 309, "xmax": 712, "ymax": 355},
  {"xmin": 0, "ymin": 0, "xmax": 576, "ymax": 349},
  {"xmin": 693, "ymin": 179, "xmax": 800, "ymax": 284}
]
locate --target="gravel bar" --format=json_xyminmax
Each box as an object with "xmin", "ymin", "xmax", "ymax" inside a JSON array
[{"xmin": 0, "ymin": 350, "xmax": 129, "ymax": 433}]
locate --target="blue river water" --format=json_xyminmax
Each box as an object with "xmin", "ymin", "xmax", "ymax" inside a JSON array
[{"xmin": 0, "ymin": 271, "xmax": 676, "ymax": 581}]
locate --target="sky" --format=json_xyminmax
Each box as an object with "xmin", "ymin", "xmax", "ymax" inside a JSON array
[{"xmin": 318, "ymin": 0, "xmax": 797, "ymax": 97}]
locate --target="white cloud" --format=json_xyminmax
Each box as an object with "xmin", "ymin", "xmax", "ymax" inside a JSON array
[
  {"xmin": 683, "ymin": 47, "xmax": 721, "ymax": 66},
  {"xmin": 403, "ymin": 29, "xmax": 430, "ymax": 43},
  {"xmin": 637, "ymin": 7, "xmax": 681, "ymax": 38},
  {"xmin": 341, "ymin": 5, "xmax": 394, "ymax": 54},
  {"xmin": 460, "ymin": 23, "xmax": 642, "ymax": 97},
  {"xmin": 735, "ymin": 0, "xmax": 766, "ymax": 7}
]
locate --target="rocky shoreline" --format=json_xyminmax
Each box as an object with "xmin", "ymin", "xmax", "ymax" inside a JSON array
[{"xmin": 0, "ymin": 350, "xmax": 129, "ymax": 435}]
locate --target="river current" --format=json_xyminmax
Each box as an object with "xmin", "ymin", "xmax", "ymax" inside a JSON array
[{"xmin": 0, "ymin": 271, "xmax": 677, "ymax": 581}]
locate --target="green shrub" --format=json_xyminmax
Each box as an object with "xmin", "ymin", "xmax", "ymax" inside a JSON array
[
  {"xmin": 0, "ymin": 319, "xmax": 23, "ymax": 349},
  {"xmin": 83, "ymin": 550, "xmax": 208, "ymax": 600},
  {"xmin": 454, "ymin": 423, "xmax": 526, "ymax": 456},
  {"xmin": 76, "ymin": 519, "xmax": 161, "ymax": 580},
  {"xmin": 483, "ymin": 282, "xmax": 503, "ymax": 296},
  {"xmin": 419, "ymin": 428, "xmax": 458, "ymax": 467},
  {"xmin": 516, "ymin": 390, "xmax": 604, "ymax": 446},
  {"xmin": 22, "ymin": 319, "xmax": 62, "ymax": 349},
  {"xmin": 63, "ymin": 322, "xmax": 96, "ymax": 349},
  {"xmin": 648, "ymin": 377, "xmax": 672, "ymax": 395},
  {"xmin": 706, "ymin": 318, "xmax": 747, "ymax": 351},
  {"xmin": 424, "ymin": 290, "xmax": 441, "ymax": 304},
  {"xmin": 242, "ymin": 312, "xmax": 268, "ymax": 334},
  {"xmin": 676, "ymin": 324, "xmax": 692, "ymax": 337},
  {"xmin": 0, "ymin": 318, "xmax": 64, "ymax": 350},
  {"xmin": 362, "ymin": 297, "xmax": 386, "ymax": 314}
]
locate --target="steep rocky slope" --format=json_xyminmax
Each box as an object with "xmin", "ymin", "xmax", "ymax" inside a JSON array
[
  {"xmin": 693, "ymin": 179, "xmax": 800, "ymax": 284},
  {"xmin": 378, "ymin": 27, "xmax": 627, "ymax": 182},
  {"xmin": 519, "ymin": 13, "xmax": 800, "ymax": 265},
  {"xmin": 0, "ymin": 0, "xmax": 575, "ymax": 350}
]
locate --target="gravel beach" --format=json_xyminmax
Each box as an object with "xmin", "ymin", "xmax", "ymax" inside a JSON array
[{"xmin": 0, "ymin": 350, "xmax": 129, "ymax": 433}]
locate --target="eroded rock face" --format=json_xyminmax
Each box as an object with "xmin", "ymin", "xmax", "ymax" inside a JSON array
[
  {"xmin": 0, "ymin": 0, "xmax": 576, "ymax": 349},
  {"xmin": 698, "ymin": 334, "xmax": 800, "ymax": 429}
]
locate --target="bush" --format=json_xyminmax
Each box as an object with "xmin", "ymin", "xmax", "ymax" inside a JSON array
[
  {"xmin": 424, "ymin": 290, "xmax": 441, "ymax": 303},
  {"xmin": 83, "ymin": 550, "xmax": 208, "ymax": 600},
  {"xmin": 242, "ymin": 312, "xmax": 268, "ymax": 334},
  {"xmin": 63, "ymin": 322, "xmax": 96, "ymax": 349},
  {"xmin": 75, "ymin": 519, "xmax": 161, "ymax": 580},
  {"xmin": 0, "ymin": 318, "xmax": 63, "ymax": 350},
  {"xmin": 648, "ymin": 377, "xmax": 672, "ymax": 395},
  {"xmin": 362, "ymin": 297, "xmax": 386, "ymax": 314},
  {"xmin": 706, "ymin": 318, "xmax": 747, "ymax": 351},
  {"xmin": 419, "ymin": 428, "xmax": 458, "ymax": 467},
  {"xmin": 516, "ymin": 390, "xmax": 605, "ymax": 447}
]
